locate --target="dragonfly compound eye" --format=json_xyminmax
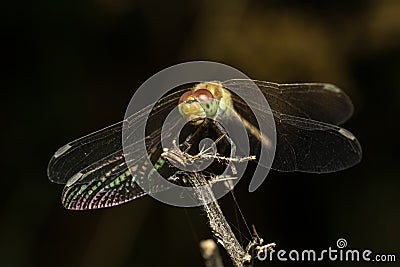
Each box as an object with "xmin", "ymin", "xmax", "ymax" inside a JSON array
[
  {"xmin": 192, "ymin": 89, "xmax": 213, "ymax": 102},
  {"xmin": 192, "ymin": 89, "xmax": 218, "ymax": 117},
  {"xmin": 178, "ymin": 90, "xmax": 207, "ymax": 124},
  {"xmin": 178, "ymin": 90, "xmax": 194, "ymax": 104}
]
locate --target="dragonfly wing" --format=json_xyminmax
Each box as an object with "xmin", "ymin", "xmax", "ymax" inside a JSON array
[
  {"xmin": 271, "ymin": 112, "xmax": 362, "ymax": 172},
  {"xmin": 224, "ymin": 80, "xmax": 361, "ymax": 173},
  {"xmin": 60, "ymin": 128, "xmax": 173, "ymax": 210},
  {"xmin": 48, "ymin": 89, "xmax": 187, "ymax": 209},
  {"xmin": 224, "ymin": 79, "xmax": 354, "ymax": 125},
  {"xmin": 47, "ymin": 89, "xmax": 185, "ymax": 185},
  {"xmin": 62, "ymin": 167, "xmax": 147, "ymax": 210},
  {"xmin": 47, "ymin": 121, "xmax": 124, "ymax": 184},
  {"xmin": 271, "ymin": 82, "xmax": 354, "ymax": 125}
]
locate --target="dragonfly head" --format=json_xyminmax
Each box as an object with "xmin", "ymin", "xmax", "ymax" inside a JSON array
[{"xmin": 178, "ymin": 83, "xmax": 220, "ymax": 125}]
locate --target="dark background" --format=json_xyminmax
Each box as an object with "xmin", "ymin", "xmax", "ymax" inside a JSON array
[{"xmin": 2, "ymin": 0, "xmax": 399, "ymax": 266}]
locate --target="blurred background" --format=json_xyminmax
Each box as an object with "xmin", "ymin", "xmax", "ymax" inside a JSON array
[{"xmin": 2, "ymin": 0, "xmax": 399, "ymax": 266}]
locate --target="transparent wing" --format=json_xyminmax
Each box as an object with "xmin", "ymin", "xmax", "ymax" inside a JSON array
[
  {"xmin": 61, "ymin": 168, "xmax": 147, "ymax": 210},
  {"xmin": 47, "ymin": 89, "xmax": 184, "ymax": 184},
  {"xmin": 47, "ymin": 90, "xmax": 186, "ymax": 209},
  {"xmin": 223, "ymin": 79, "xmax": 354, "ymax": 125},
  {"xmin": 223, "ymin": 79, "xmax": 362, "ymax": 173},
  {"xmin": 269, "ymin": 113, "xmax": 361, "ymax": 172},
  {"xmin": 59, "ymin": 126, "xmax": 168, "ymax": 210}
]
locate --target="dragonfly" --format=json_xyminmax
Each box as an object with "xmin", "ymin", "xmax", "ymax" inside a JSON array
[{"xmin": 47, "ymin": 79, "xmax": 362, "ymax": 210}]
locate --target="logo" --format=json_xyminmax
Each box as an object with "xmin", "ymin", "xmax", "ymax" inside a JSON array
[{"xmin": 257, "ymin": 238, "xmax": 397, "ymax": 263}]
